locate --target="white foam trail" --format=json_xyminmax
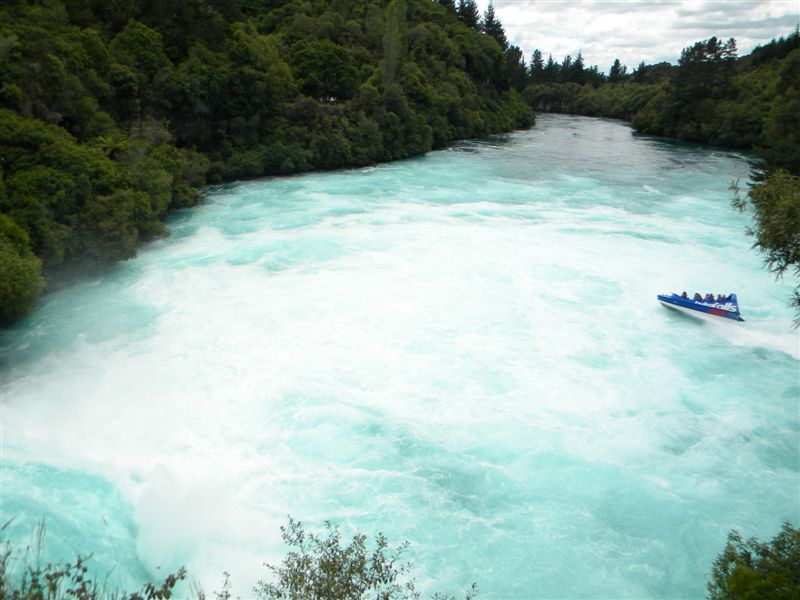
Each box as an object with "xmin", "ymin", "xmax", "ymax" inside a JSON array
[{"xmin": 710, "ymin": 319, "xmax": 800, "ymax": 359}]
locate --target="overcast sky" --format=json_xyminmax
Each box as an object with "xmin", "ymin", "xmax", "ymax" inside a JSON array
[{"xmin": 478, "ymin": 0, "xmax": 800, "ymax": 73}]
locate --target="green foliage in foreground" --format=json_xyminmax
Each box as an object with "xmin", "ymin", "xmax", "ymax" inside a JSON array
[
  {"xmin": 708, "ymin": 522, "xmax": 800, "ymax": 599},
  {"xmin": 255, "ymin": 517, "xmax": 422, "ymax": 599},
  {"xmin": 3, "ymin": 519, "xmax": 799, "ymax": 599},
  {"xmin": 0, "ymin": 521, "xmax": 186, "ymax": 600},
  {"xmin": 252, "ymin": 517, "xmax": 476, "ymax": 600},
  {"xmin": 2, "ymin": 518, "xmax": 476, "ymax": 600}
]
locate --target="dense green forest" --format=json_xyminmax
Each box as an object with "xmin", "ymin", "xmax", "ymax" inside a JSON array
[
  {"xmin": 521, "ymin": 30, "xmax": 800, "ymax": 322},
  {"xmin": 0, "ymin": 0, "xmax": 533, "ymax": 322}
]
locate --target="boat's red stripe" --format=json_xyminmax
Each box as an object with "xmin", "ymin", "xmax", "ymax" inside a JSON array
[{"xmin": 709, "ymin": 308, "xmax": 727, "ymax": 316}]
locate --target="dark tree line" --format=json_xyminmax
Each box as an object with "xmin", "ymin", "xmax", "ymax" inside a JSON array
[{"xmin": 527, "ymin": 50, "xmax": 608, "ymax": 86}]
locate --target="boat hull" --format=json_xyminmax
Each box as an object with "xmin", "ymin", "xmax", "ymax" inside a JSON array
[{"xmin": 657, "ymin": 294, "xmax": 744, "ymax": 322}]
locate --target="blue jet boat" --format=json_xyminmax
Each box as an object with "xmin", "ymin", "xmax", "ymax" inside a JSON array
[{"xmin": 657, "ymin": 293, "xmax": 744, "ymax": 322}]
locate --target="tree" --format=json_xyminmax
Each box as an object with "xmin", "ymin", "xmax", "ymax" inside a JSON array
[
  {"xmin": 708, "ymin": 522, "xmax": 800, "ymax": 599},
  {"xmin": 0, "ymin": 213, "xmax": 44, "ymax": 323},
  {"xmin": 456, "ymin": 0, "xmax": 480, "ymax": 30},
  {"xmin": 748, "ymin": 26, "xmax": 800, "ymax": 67},
  {"xmin": 675, "ymin": 36, "xmax": 738, "ymax": 103},
  {"xmin": 290, "ymin": 39, "xmax": 360, "ymax": 99},
  {"xmin": 0, "ymin": 520, "xmax": 187, "ymax": 599},
  {"xmin": 732, "ymin": 171, "xmax": 800, "ymax": 327},
  {"xmin": 109, "ymin": 19, "xmax": 172, "ymax": 118},
  {"xmin": 529, "ymin": 48, "xmax": 544, "ymax": 82},
  {"xmin": 542, "ymin": 53, "xmax": 558, "ymax": 82},
  {"xmin": 608, "ymin": 58, "xmax": 627, "ymax": 83},
  {"xmin": 382, "ymin": 0, "xmax": 407, "ymax": 85},
  {"xmin": 632, "ymin": 60, "xmax": 647, "ymax": 83},
  {"xmin": 506, "ymin": 45, "xmax": 528, "ymax": 91},
  {"xmin": 481, "ymin": 2, "xmax": 507, "ymax": 50},
  {"xmin": 584, "ymin": 64, "xmax": 604, "ymax": 87},
  {"xmin": 759, "ymin": 48, "xmax": 800, "ymax": 173},
  {"xmin": 631, "ymin": 61, "xmax": 673, "ymax": 84},
  {"xmin": 254, "ymin": 517, "xmax": 477, "ymax": 600},
  {"xmin": 559, "ymin": 54, "xmax": 572, "ymax": 83},
  {"xmin": 571, "ymin": 50, "xmax": 585, "ymax": 84}
]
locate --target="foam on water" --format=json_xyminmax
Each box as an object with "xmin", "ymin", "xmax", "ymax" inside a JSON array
[{"xmin": 1, "ymin": 115, "xmax": 798, "ymax": 598}]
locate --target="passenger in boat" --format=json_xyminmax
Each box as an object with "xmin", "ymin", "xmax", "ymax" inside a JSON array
[
  {"xmin": 681, "ymin": 291, "xmax": 688, "ymax": 298},
  {"xmin": 705, "ymin": 293, "xmax": 715, "ymax": 301},
  {"xmin": 717, "ymin": 294, "xmax": 726, "ymax": 302},
  {"xmin": 693, "ymin": 293, "xmax": 703, "ymax": 300}
]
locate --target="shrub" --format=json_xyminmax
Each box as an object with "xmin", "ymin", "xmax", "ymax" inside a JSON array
[{"xmin": 708, "ymin": 522, "xmax": 800, "ymax": 599}]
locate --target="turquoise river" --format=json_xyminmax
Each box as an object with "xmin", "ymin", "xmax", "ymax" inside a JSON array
[{"xmin": 1, "ymin": 114, "xmax": 798, "ymax": 598}]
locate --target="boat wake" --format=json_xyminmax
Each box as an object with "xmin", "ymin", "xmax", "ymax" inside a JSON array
[{"xmin": 711, "ymin": 320, "xmax": 800, "ymax": 360}]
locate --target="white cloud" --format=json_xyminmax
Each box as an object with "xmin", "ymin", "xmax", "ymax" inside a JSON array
[{"xmin": 476, "ymin": 0, "xmax": 799, "ymax": 73}]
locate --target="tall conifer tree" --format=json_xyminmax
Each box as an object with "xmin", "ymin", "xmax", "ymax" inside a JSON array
[
  {"xmin": 572, "ymin": 50, "xmax": 585, "ymax": 84},
  {"xmin": 506, "ymin": 45, "xmax": 528, "ymax": 90},
  {"xmin": 481, "ymin": 2, "xmax": 508, "ymax": 50},
  {"xmin": 608, "ymin": 58, "xmax": 627, "ymax": 82},
  {"xmin": 560, "ymin": 54, "xmax": 572, "ymax": 83},
  {"xmin": 530, "ymin": 49, "xmax": 544, "ymax": 82},
  {"xmin": 543, "ymin": 53, "xmax": 558, "ymax": 82},
  {"xmin": 457, "ymin": 0, "xmax": 480, "ymax": 30}
]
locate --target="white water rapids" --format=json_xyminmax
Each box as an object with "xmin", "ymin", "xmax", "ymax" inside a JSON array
[{"xmin": 1, "ymin": 115, "xmax": 798, "ymax": 598}]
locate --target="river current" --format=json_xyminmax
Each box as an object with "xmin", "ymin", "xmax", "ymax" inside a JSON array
[{"xmin": 1, "ymin": 114, "xmax": 798, "ymax": 598}]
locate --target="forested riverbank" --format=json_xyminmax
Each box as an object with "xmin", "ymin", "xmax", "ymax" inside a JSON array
[
  {"xmin": 0, "ymin": 0, "xmax": 534, "ymax": 322},
  {"xmin": 522, "ymin": 30, "xmax": 799, "ymax": 170}
]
